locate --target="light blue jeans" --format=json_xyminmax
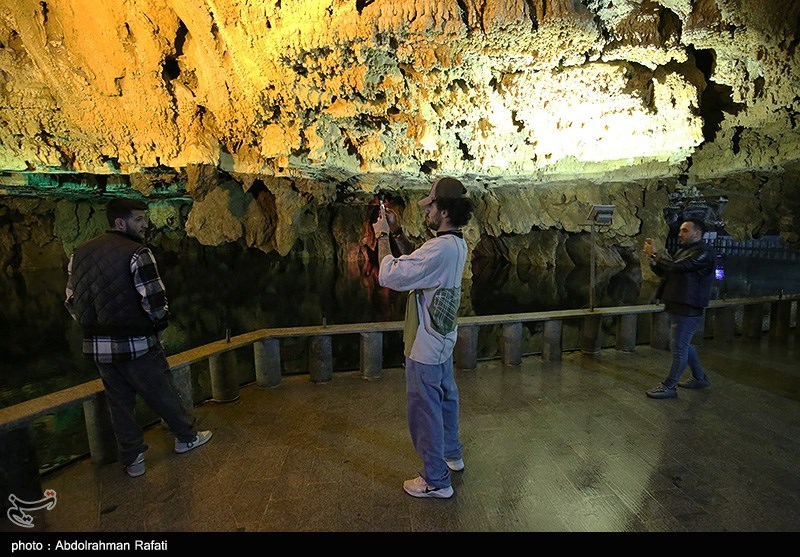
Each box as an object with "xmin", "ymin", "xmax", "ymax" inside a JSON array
[
  {"xmin": 405, "ymin": 357, "xmax": 463, "ymax": 489},
  {"xmin": 663, "ymin": 313, "xmax": 708, "ymax": 389}
]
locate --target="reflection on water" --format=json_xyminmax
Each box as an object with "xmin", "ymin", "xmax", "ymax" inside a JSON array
[
  {"xmin": 470, "ymin": 258, "xmax": 651, "ymax": 315},
  {"xmin": 1, "ymin": 247, "xmax": 798, "ymax": 471},
  {"xmin": 3, "ymin": 250, "xmax": 797, "ymax": 407}
]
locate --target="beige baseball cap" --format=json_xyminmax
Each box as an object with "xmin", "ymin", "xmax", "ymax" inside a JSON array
[{"xmin": 418, "ymin": 177, "xmax": 466, "ymax": 207}]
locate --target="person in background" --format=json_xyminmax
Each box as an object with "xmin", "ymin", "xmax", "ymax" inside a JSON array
[
  {"xmin": 65, "ymin": 197, "xmax": 212, "ymax": 477},
  {"xmin": 644, "ymin": 218, "xmax": 716, "ymax": 399},
  {"xmin": 372, "ymin": 177, "xmax": 473, "ymax": 498}
]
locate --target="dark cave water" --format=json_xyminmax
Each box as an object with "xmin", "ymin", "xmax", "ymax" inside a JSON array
[{"xmin": 1, "ymin": 247, "xmax": 798, "ymax": 472}]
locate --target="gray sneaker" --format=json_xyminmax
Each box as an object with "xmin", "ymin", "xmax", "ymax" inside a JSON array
[
  {"xmin": 175, "ymin": 430, "xmax": 213, "ymax": 454},
  {"xmin": 445, "ymin": 457, "xmax": 464, "ymax": 472},
  {"xmin": 403, "ymin": 475, "xmax": 454, "ymax": 499},
  {"xmin": 678, "ymin": 378, "xmax": 711, "ymax": 389},
  {"xmin": 125, "ymin": 452, "xmax": 145, "ymax": 478},
  {"xmin": 646, "ymin": 384, "xmax": 677, "ymax": 399}
]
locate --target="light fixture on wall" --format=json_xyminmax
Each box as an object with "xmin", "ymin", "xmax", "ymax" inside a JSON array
[{"xmin": 587, "ymin": 204, "xmax": 615, "ymax": 310}]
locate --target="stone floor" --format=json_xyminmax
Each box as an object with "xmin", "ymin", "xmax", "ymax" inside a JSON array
[{"xmin": 3, "ymin": 333, "xmax": 799, "ymax": 535}]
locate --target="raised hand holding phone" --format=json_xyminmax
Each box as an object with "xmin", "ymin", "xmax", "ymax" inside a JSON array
[{"xmin": 373, "ymin": 200, "xmax": 390, "ymax": 237}]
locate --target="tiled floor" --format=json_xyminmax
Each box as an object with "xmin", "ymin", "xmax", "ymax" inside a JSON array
[{"xmin": 5, "ymin": 332, "xmax": 799, "ymax": 533}]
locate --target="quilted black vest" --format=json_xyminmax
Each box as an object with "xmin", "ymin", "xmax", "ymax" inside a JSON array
[{"xmin": 71, "ymin": 231, "xmax": 160, "ymax": 336}]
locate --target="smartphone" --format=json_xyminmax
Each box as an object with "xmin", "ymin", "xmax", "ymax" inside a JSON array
[{"xmin": 379, "ymin": 200, "xmax": 386, "ymax": 218}]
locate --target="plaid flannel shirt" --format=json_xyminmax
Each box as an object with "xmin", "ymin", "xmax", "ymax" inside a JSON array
[{"xmin": 66, "ymin": 246, "xmax": 169, "ymax": 363}]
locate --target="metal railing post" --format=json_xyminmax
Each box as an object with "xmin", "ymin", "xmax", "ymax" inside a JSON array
[
  {"xmin": 309, "ymin": 335, "xmax": 333, "ymax": 383},
  {"xmin": 542, "ymin": 319, "xmax": 563, "ymax": 362},
  {"xmin": 713, "ymin": 306, "xmax": 736, "ymax": 342},
  {"xmin": 360, "ymin": 332, "xmax": 383, "ymax": 380},
  {"xmin": 455, "ymin": 325, "xmax": 478, "ymax": 370},
  {"xmin": 615, "ymin": 314, "xmax": 637, "ymax": 352},
  {"xmin": 0, "ymin": 424, "xmax": 43, "ymax": 523},
  {"xmin": 210, "ymin": 350, "xmax": 240, "ymax": 402},
  {"xmin": 83, "ymin": 393, "xmax": 117, "ymax": 465},
  {"xmin": 255, "ymin": 338, "xmax": 282, "ymax": 388},
  {"xmin": 770, "ymin": 300, "xmax": 791, "ymax": 340},
  {"xmin": 171, "ymin": 364, "xmax": 194, "ymax": 416},
  {"xmin": 743, "ymin": 303, "xmax": 765, "ymax": 338},
  {"xmin": 581, "ymin": 315, "xmax": 602, "ymax": 355},
  {"xmin": 502, "ymin": 322, "xmax": 522, "ymax": 366},
  {"xmin": 650, "ymin": 311, "xmax": 670, "ymax": 350}
]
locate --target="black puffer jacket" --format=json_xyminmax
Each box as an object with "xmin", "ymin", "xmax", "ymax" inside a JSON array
[
  {"xmin": 71, "ymin": 231, "xmax": 162, "ymax": 335},
  {"xmin": 652, "ymin": 240, "xmax": 716, "ymax": 316}
]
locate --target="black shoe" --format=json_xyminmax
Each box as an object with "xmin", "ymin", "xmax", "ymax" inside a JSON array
[
  {"xmin": 678, "ymin": 378, "xmax": 711, "ymax": 389},
  {"xmin": 646, "ymin": 384, "xmax": 677, "ymax": 399}
]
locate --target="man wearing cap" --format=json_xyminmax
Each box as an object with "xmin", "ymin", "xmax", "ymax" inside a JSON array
[{"xmin": 373, "ymin": 177, "xmax": 474, "ymax": 499}]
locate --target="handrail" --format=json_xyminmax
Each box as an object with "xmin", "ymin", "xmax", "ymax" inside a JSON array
[
  {"xmin": 0, "ymin": 380, "xmax": 105, "ymax": 432},
  {"xmin": 171, "ymin": 294, "xmax": 798, "ymax": 366},
  {"xmin": 2, "ymin": 293, "xmax": 798, "ymax": 435},
  {"xmin": 167, "ymin": 321, "xmax": 407, "ymax": 368}
]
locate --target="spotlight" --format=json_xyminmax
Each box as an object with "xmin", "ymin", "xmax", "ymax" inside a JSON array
[{"xmin": 587, "ymin": 204, "xmax": 616, "ymax": 225}]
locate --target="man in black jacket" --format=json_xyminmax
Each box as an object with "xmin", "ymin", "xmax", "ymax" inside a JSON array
[
  {"xmin": 643, "ymin": 218, "xmax": 716, "ymax": 399},
  {"xmin": 65, "ymin": 197, "xmax": 212, "ymax": 477}
]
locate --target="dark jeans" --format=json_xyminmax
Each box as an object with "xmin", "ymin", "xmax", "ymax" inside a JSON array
[
  {"xmin": 663, "ymin": 313, "xmax": 708, "ymax": 389},
  {"xmin": 96, "ymin": 345, "xmax": 196, "ymax": 466}
]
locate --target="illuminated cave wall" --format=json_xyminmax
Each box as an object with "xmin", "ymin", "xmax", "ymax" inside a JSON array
[{"xmin": 0, "ymin": 0, "xmax": 799, "ymax": 256}]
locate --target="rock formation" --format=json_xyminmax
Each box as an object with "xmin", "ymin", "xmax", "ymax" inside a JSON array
[{"xmin": 0, "ymin": 0, "xmax": 798, "ymax": 262}]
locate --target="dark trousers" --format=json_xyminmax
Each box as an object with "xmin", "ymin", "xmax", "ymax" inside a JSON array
[{"xmin": 96, "ymin": 345, "xmax": 196, "ymax": 466}]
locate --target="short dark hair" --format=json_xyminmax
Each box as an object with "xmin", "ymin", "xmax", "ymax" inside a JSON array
[
  {"xmin": 106, "ymin": 197, "xmax": 147, "ymax": 227},
  {"xmin": 685, "ymin": 218, "xmax": 706, "ymax": 234},
  {"xmin": 435, "ymin": 196, "xmax": 474, "ymax": 228}
]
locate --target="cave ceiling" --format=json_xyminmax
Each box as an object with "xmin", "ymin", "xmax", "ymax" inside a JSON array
[{"xmin": 0, "ymin": 0, "xmax": 797, "ymax": 193}]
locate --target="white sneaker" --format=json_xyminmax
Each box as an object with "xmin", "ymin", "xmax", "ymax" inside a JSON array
[
  {"xmin": 125, "ymin": 452, "xmax": 145, "ymax": 478},
  {"xmin": 175, "ymin": 430, "xmax": 213, "ymax": 454},
  {"xmin": 403, "ymin": 475, "xmax": 454, "ymax": 498},
  {"xmin": 445, "ymin": 457, "xmax": 465, "ymax": 472}
]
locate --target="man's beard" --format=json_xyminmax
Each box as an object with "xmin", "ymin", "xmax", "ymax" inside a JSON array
[
  {"xmin": 425, "ymin": 213, "xmax": 440, "ymax": 231},
  {"xmin": 124, "ymin": 228, "xmax": 145, "ymax": 242}
]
